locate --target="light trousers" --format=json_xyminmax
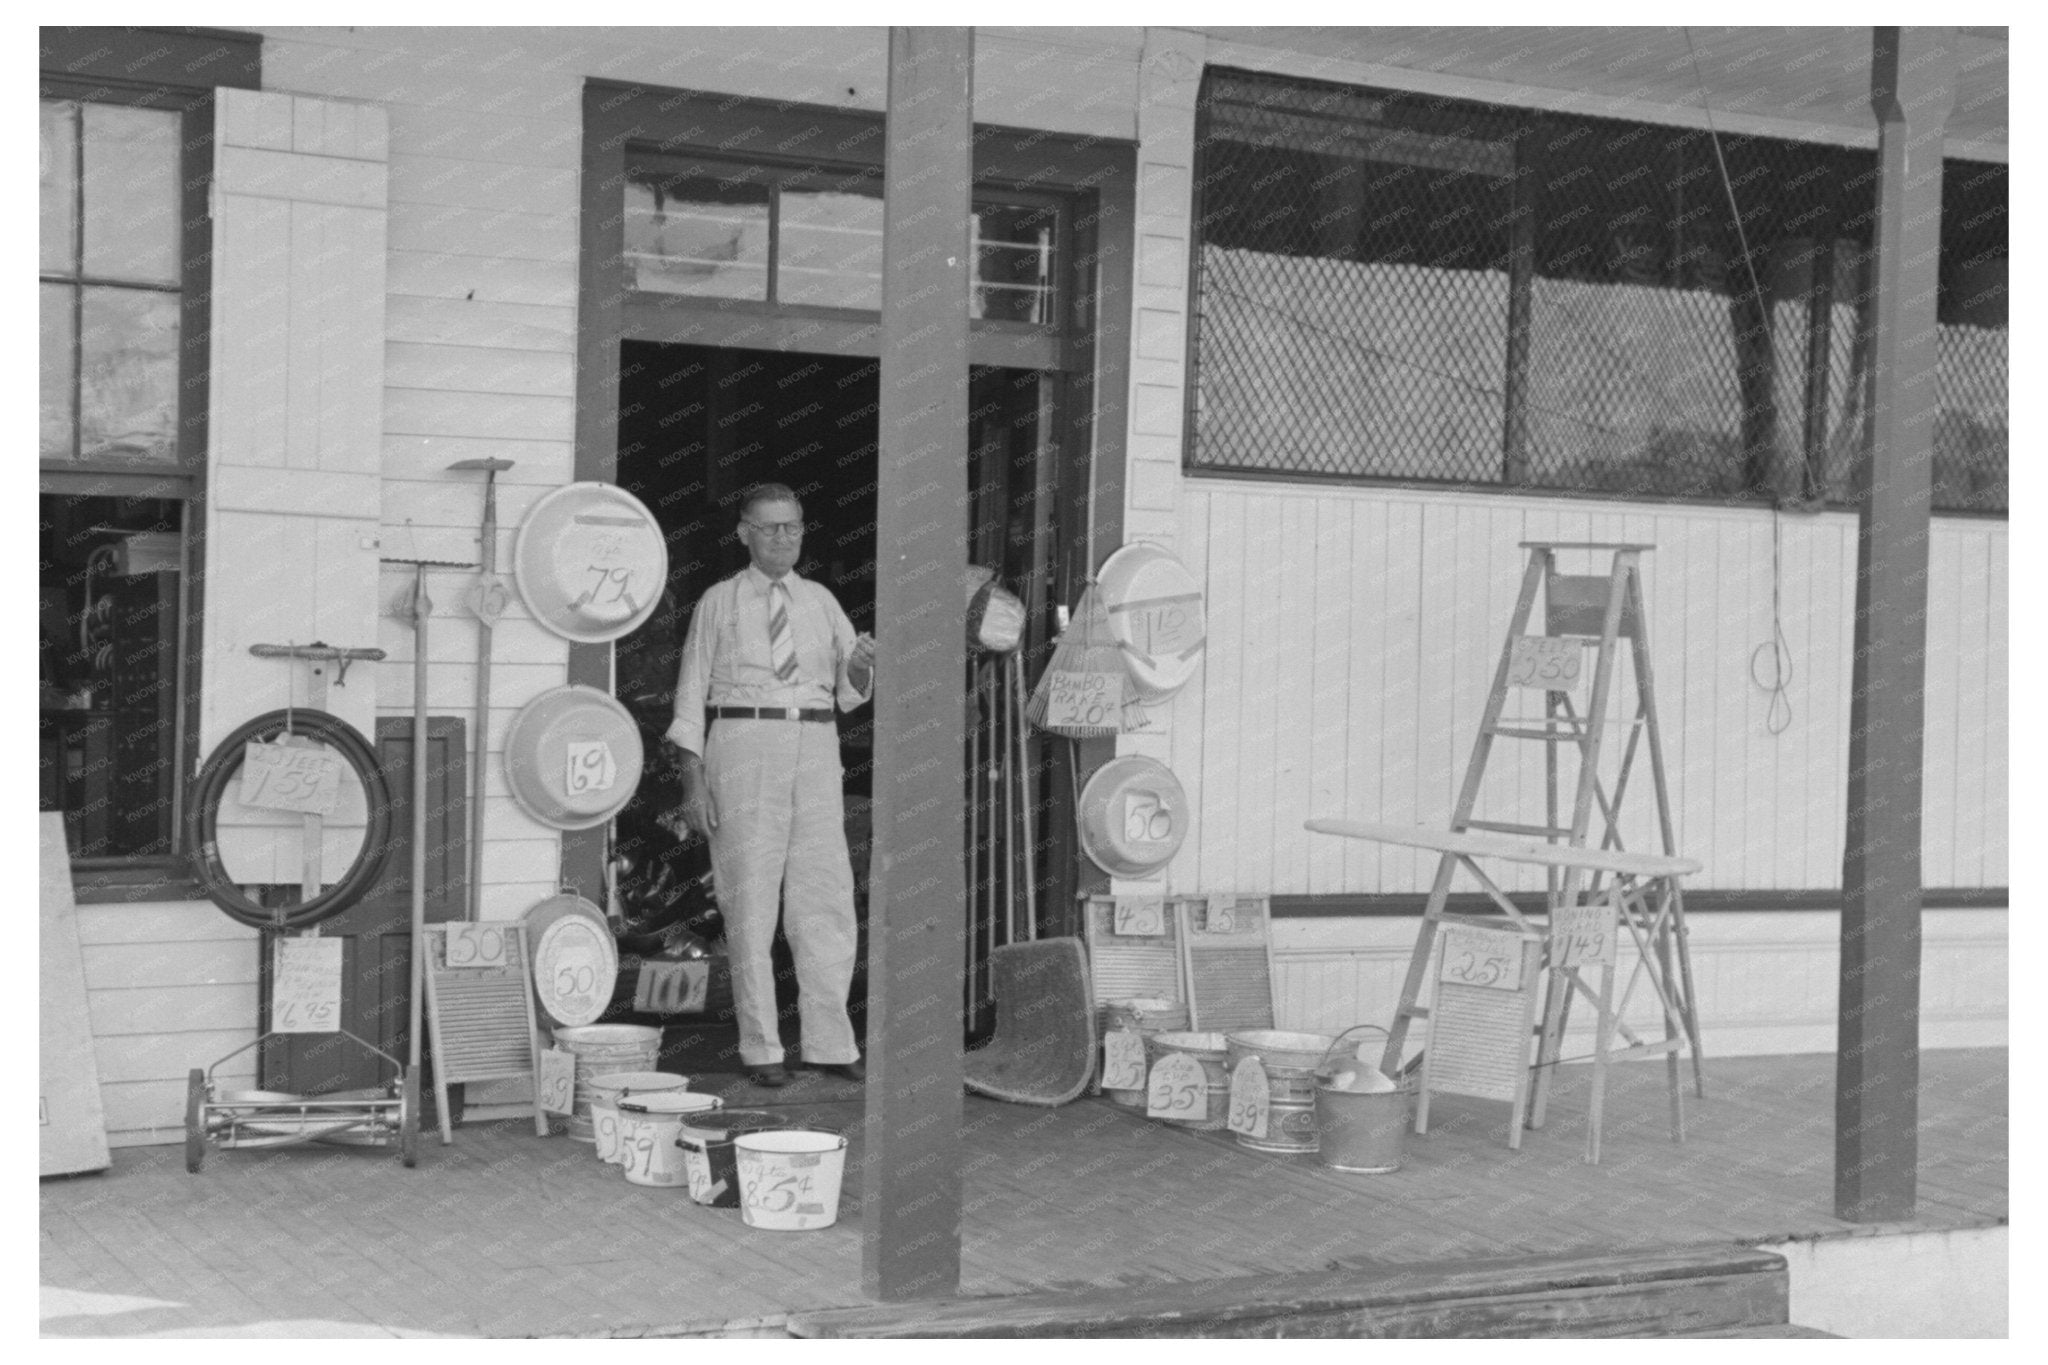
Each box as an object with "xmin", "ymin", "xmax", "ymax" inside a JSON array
[{"xmin": 702, "ymin": 717, "xmax": 859, "ymax": 1067}]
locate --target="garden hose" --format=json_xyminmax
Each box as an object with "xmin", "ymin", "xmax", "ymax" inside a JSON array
[{"xmin": 187, "ymin": 708, "xmax": 395, "ymax": 930}]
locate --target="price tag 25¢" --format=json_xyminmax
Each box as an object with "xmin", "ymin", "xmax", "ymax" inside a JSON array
[
  {"xmin": 1146, "ymin": 1052, "xmax": 1209, "ymax": 1121},
  {"xmin": 538, "ymin": 1048, "xmax": 575, "ymax": 1115},
  {"xmin": 1102, "ymin": 1029, "xmax": 1148, "ymax": 1091}
]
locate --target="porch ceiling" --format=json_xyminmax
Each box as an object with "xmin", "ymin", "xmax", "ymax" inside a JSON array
[{"xmin": 1193, "ymin": 26, "xmax": 2008, "ymax": 158}]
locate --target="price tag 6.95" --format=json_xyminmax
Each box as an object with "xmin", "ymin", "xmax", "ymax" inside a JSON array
[
  {"xmin": 1102, "ymin": 1029, "xmax": 1148, "ymax": 1090},
  {"xmin": 271, "ymin": 936, "xmax": 343, "ymax": 1034},
  {"xmin": 538, "ymin": 1048, "xmax": 576, "ymax": 1115}
]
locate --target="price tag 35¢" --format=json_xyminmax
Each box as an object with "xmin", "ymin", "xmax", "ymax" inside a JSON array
[{"xmin": 1102, "ymin": 1029, "xmax": 1148, "ymax": 1091}]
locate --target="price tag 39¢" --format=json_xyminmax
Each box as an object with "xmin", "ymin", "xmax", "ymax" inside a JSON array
[{"xmin": 1228, "ymin": 1056, "xmax": 1271, "ymax": 1139}]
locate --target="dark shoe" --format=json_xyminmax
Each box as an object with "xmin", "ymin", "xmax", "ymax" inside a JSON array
[
  {"xmin": 748, "ymin": 1063, "xmax": 792, "ymax": 1088},
  {"xmin": 806, "ymin": 1059, "xmax": 865, "ymax": 1083}
]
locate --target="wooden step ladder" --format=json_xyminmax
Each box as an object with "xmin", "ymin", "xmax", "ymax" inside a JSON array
[{"xmin": 1379, "ymin": 542, "xmax": 1706, "ymax": 1130}]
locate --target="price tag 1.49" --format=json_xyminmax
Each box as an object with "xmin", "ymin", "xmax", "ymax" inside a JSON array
[
  {"xmin": 1102, "ymin": 1029, "xmax": 1148, "ymax": 1090},
  {"xmin": 538, "ymin": 1048, "xmax": 576, "ymax": 1115},
  {"xmin": 239, "ymin": 739, "xmax": 343, "ymax": 815},
  {"xmin": 1551, "ymin": 899, "xmax": 1618, "ymax": 969},
  {"xmin": 1146, "ymin": 1051, "xmax": 1209, "ymax": 1121},
  {"xmin": 1227, "ymin": 1055, "xmax": 1271, "ymax": 1139}
]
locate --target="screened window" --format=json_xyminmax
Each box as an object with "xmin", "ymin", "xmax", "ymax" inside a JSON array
[{"xmin": 1189, "ymin": 67, "xmax": 2007, "ymax": 514}]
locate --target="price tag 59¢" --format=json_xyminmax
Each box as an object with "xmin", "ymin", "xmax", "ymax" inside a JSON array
[{"xmin": 539, "ymin": 1048, "xmax": 575, "ymax": 1115}]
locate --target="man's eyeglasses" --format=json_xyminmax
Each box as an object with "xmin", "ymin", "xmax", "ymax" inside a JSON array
[{"xmin": 746, "ymin": 520, "xmax": 805, "ymax": 540}]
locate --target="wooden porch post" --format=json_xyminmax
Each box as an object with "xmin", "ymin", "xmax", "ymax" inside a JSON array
[
  {"xmin": 863, "ymin": 25, "xmax": 973, "ymax": 1300},
  {"xmin": 1836, "ymin": 26, "xmax": 1955, "ymax": 1223}
]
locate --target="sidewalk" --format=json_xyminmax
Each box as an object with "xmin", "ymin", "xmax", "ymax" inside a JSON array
[{"xmin": 41, "ymin": 1050, "xmax": 2006, "ymax": 1338}]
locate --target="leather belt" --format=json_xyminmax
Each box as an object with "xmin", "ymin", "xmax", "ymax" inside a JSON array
[{"xmin": 708, "ymin": 706, "xmax": 835, "ymax": 723}]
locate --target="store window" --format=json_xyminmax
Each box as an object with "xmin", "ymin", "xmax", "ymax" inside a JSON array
[
  {"xmin": 39, "ymin": 27, "xmax": 259, "ymax": 893},
  {"xmin": 1188, "ymin": 67, "xmax": 2008, "ymax": 514}
]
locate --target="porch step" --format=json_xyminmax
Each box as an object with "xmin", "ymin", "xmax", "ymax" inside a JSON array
[{"xmin": 787, "ymin": 1244, "xmax": 1795, "ymax": 1338}]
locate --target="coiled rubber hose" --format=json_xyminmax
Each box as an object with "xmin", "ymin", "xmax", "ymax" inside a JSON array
[{"xmin": 187, "ymin": 709, "xmax": 395, "ymax": 930}]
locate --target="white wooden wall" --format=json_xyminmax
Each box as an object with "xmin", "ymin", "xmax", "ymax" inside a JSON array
[{"xmin": 1150, "ymin": 481, "xmax": 2008, "ymax": 897}]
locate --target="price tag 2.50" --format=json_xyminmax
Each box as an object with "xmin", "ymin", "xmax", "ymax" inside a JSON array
[
  {"xmin": 538, "ymin": 1048, "xmax": 576, "ymax": 1115},
  {"xmin": 445, "ymin": 923, "xmax": 509, "ymax": 970},
  {"xmin": 1101, "ymin": 1029, "xmax": 1148, "ymax": 1091},
  {"xmin": 1508, "ymin": 634, "xmax": 1583, "ymax": 691},
  {"xmin": 1227, "ymin": 1056, "xmax": 1271, "ymax": 1139},
  {"xmin": 240, "ymin": 739, "xmax": 343, "ymax": 815},
  {"xmin": 1146, "ymin": 1052, "xmax": 1209, "ymax": 1122},
  {"xmin": 1439, "ymin": 925, "xmax": 1527, "ymax": 992}
]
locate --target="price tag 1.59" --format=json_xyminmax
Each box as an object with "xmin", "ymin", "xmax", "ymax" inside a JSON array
[
  {"xmin": 1102, "ymin": 1029, "xmax": 1148, "ymax": 1091},
  {"xmin": 538, "ymin": 1048, "xmax": 576, "ymax": 1115},
  {"xmin": 445, "ymin": 923, "xmax": 509, "ymax": 970},
  {"xmin": 1146, "ymin": 1051, "xmax": 1209, "ymax": 1121},
  {"xmin": 271, "ymin": 935, "xmax": 343, "ymax": 1033},
  {"xmin": 1227, "ymin": 1056, "xmax": 1271, "ymax": 1139},
  {"xmin": 239, "ymin": 739, "xmax": 342, "ymax": 815}
]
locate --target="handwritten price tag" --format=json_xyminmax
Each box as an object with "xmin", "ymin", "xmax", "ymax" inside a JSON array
[
  {"xmin": 271, "ymin": 936, "xmax": 342, "ymax": 1034},
  {"xmin": 1439, "ymin": 925, "xmax": 1526, "ymax": 992},
  {"xmin": 1112, "ymin": 898, "xmax": 1165, "ymax": 937},
  {"xmin": 446, "ymin": 923, "xmax": 509, "ymax": 970},
  {"xmin": 1228, "ymin": 1056, "xmax": 1271, "ymax": 1139},
  {"xmin": 564, "ymin": 740, "xmax": 617, "ymax": 796},
  {"xmin": 1204, "ymin": 896, "xmax": 1238, "ymax": 934},
  {"xmin": 1551, "ymin": 899, "xmax": 1617, "ymax": 969},
  {"xmin": 633, "ymin": 959, "xmax": 709, "ymax": 1014},
  {"xmin": 1123, "ymin": 793, "xmax": 1174, "ymax": 844},
  {"xmin": 1043, "ymin": 669, "xmax": 1123, "ymax": 730},
  {"xmin": 1508, "ymin": 635, "xmax": 1582, "ymax": 691},
  {"xmin": 1146, "ymin": 1052, "xmax": 1209, "ymax": 1121},
  {"xmin": 1102, "ymin": 1029, "xmax": 1148, "ymax": 1090},
  {"xmin": 538, "ymin": 1048, "xmax": 575, "ymax": 1115},
  {"xmin": 1121, "ymin": 597, "xmax": 1203, "ymax": 661},
  {"xmin": 239, "ymin": 739, "xmax": 342, "ymax": 815}
]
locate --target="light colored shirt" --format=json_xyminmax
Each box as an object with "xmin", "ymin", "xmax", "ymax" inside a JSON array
[{"xmin": 665, "ymin": 565, "xmax": 871, "ymax": 756}]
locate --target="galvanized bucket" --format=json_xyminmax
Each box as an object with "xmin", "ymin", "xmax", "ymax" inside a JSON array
[{"xmin": 1312, "ymin": 1025, "xmax": 1412, "ymax": 1174}]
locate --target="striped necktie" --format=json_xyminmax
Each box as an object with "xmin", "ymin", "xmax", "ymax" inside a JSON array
[{"xmin": 768, "ymin": 581, "xmax": 798, "ymax": 683}]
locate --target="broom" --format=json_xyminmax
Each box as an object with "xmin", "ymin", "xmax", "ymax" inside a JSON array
[{"xmin": 1026, "ymin": 579, "xmax": 1125, "ymax": 738}]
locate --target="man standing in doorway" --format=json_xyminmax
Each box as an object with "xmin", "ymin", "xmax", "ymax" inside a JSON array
[{"xmin": 667, "ymin": 483, "xmax": 878, "ymax": 1088}]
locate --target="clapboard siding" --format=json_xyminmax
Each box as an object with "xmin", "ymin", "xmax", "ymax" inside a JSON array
[
  {"xmin": 1170, "ymin": 482, "xmax": 2007, "ymax": 896},
  {"xmin": 75, "ymin": 902, "xmax": 260, "ymax": 1148}
]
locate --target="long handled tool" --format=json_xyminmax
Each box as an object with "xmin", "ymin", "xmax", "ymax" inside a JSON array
[
  {"xmin": 448, "ymin": 458, "xmax": 516, "ymax": 923},
  {"xmin": 383, "ymin": 553, "xmax": 474, "ymax": 1146}
]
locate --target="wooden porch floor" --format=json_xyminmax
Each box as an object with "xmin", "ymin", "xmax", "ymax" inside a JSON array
[{"xmin": 40, "ymin": 1049, "xmax": 2004, "ymax": 1338}]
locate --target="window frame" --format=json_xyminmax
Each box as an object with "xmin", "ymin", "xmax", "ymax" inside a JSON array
[
  {"xmin": 39, "ymin": 28, "xmax": 257, "ymax": 901},
  {"xmin": 1184, "ymin": 65, "xmax": 2008, "ymax": 519}
]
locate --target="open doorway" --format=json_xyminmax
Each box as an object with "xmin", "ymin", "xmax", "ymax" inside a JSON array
[{"xmin": 609, "ymin": 341, "xmax": 1061, "ymax": 1063}]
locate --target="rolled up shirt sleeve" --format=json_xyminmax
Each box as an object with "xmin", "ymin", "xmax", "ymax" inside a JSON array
[{"xmin": 665, "ymin": 590, "xmax": 720, "ymax": 756}]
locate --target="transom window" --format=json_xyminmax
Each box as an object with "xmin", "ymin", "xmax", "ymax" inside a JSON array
[{"xmin": 626, "ymin": 156, "xmax": 1063, "ymax": 325}]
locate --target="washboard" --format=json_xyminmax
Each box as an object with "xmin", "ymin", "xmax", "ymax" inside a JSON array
[
  {"xmin": 1080, "ymin": 893, "xmax": 1184, "ymax": 1009},
  {"xmin": 423, "ymin": 923, "xmax": 548, "ymax": 1141},
  {"xmin": 1179, "ymin": 894, "xmax": 1277, "ymax": 1032}
]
